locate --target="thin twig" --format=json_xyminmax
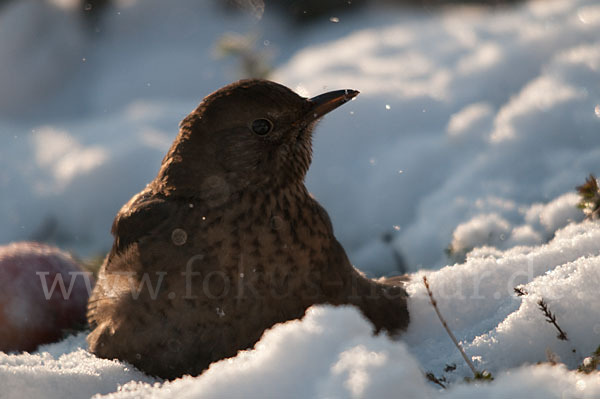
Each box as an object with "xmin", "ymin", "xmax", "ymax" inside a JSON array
[
  {"xmin": 537, "ymin": 299, "xmax": 568, "ymax": 341},
  {"xmin": 423, "ymin": 276, "xmax": 479, "ymax": 377},
  {"xmin": 513, "ymin": 286, "xmax": 528, "ymax": 297},
  {"xmin": 424, "ymin": 372, "xmax": 447, "ymax": 389}
]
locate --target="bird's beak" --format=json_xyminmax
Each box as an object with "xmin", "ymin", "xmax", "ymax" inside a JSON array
[{"xmin": 306, "ymin": 89, "xmax": 359, "ymax": 122}]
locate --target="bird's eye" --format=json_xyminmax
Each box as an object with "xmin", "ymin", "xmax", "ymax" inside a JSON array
[{"xmin": 251, "ymin": 118, "xmax": 273, "ymax": 136}]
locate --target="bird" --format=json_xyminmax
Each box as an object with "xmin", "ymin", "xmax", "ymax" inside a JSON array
[{"xmin": 87, "ymin": 79, "xmax": 409, "ymax": 379}]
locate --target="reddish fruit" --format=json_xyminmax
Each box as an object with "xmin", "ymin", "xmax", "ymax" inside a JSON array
[{"xmin": 0, "ymin": 242, "xmax": 94, "ymax": 352}]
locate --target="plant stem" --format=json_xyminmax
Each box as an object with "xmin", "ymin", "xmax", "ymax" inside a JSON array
[{"xmin": 423, "ymin": 276, "xmax": 479, "ymax": 377}]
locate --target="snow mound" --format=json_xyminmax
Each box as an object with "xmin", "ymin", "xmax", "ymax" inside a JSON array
[
  {"xmin": 95, "ymin": 306, "xmax": 429, "ymax": 399},
  {"xmin": 1, "ymin": 219, "xmax": 599, "ymax": 398},
  {"xmin": 449, "ymin": 212, "xmax": 512, "ymax": 257},
  {"xmin": 445, "ymin": 364, "xmax": 600, "ymax": 399},
  {"xmin": 276, "ymin": 0, "xmax": 600, "ymax": 270},
  {"xmin": 448, "ymin": 192, "xmax": 584, "ymax": 261},
  {"xmin": 0, "ymin": 333, "xmax": 154, "ymax": 399},
  {"xmin": 406, "ymin": 221, "xmax": 600, "ymax": 377}
]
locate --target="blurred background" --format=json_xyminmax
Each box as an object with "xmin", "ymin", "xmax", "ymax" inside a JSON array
[{"xmin": 1, "ymin": 0, "xmax": 599, "ymax": 276}]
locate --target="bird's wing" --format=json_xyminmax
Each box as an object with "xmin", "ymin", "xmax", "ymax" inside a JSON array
[
  {"xmin": 110, "ymin": 191, "xmax": 176, "ymax": 256},
  {"xmin": 88, "ymin": 191, "xmax": 177, "ymax": 327}
]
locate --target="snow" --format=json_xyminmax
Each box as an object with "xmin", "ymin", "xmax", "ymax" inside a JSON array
[
  {"xmin": 1, "ymin": 333, "xmax": 155, "ymax": 399},
  {"xmin": 2, "ymin": 221, "xmax": 600, "ymax": 398},
  {"xmin": 536, "ymin": 193, "xmax": 584, "ymax": 234},
  {"xmin": 448, "ymin": 192, "xmax": 584, "ymax": 261},
  {"xmin": 1, "ymin": 0, "xmax": 600, "ymax": 397},
  {"xmin": 91, "ymin": 306, "xmax": 431, "ymax": 399},
  {"xmin": 406, "ymin": 221, "xmax": 600, "ymax": 375},
  {"xmin": 275, "ymin": 0, "xmax": 600, "ymax": 271},
  {"xmin": 449, "ymin": 213, "xmax": 512, "ymax": 256}
]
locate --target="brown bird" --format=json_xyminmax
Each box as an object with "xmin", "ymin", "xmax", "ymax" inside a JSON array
[{"xmin": 87, "ymin": 79, "xmax": 409, "ymax": 379}]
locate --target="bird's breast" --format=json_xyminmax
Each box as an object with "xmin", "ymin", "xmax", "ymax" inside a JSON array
[{"xmin": 165, "ymin": 190, "xmax": 333, "ymax": 304}]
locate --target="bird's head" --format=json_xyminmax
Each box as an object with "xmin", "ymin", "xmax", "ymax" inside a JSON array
[{"xmin": 154, "ymin": 79, "xmax": 358, "ymax": 201}]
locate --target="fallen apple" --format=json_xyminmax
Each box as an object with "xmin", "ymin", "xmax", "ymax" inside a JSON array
[{"xmin": 0, "ymin": 242, "xmax": 95, "ymax": 352}]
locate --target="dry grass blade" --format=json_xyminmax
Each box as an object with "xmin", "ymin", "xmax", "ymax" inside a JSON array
[
  {"xmin": 423, "ymin": 276, "xmax": 479, "ymax": 377},
  {"xmin": 537, "ymin": 299, "xmax": 568, "ymax": 341},
  {"xmin": 513, "ymin": 286, "xmax": 528, "ymax": 297},
  {"xmin": 425, "ymin": 372, "xmax": 447, "ymax": 389}
]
